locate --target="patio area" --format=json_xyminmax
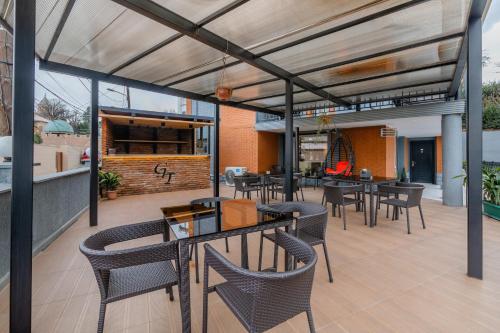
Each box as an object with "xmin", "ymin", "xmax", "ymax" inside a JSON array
[{"xmin": 1, "ymin": 185, "xmax": 499, "ymax": 333}]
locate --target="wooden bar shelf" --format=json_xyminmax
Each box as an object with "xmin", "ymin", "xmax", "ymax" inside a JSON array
[{"xmin": 114, "ymin": 139, "xmax": 188, "ymax": 144}]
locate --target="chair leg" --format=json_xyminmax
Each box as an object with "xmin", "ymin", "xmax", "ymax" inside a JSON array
[
  {"xmin": 418, "ymin": 205, "xmax": 426, "ymax": 229},
  {"xmin": 295, "ymin": 191, "xmax": 299, "ymax": 201},
  {"xmin": 97, "ymin": 303, "xmax": 106, "ymax": 333},
  {"xmin": 342, "ymin": 205, "xmax": 347, "ymax": 230},
  {"xmin": 202, "ymin": 261, "xmax": 209, "ymax": 333},
  {"xmin": 225, "ymin": 237, "xmax": 230, "ymax": 253},
  {"xmin": 306, "ymin": 309, "xmax": 316, "ymax": 333},
  {"xmin": 386, "ymin": 202, "xmax": 389, "ymax": 218},
  {"xmin": 258, "ymin": 231, "xmax": 264, "ymax": 271},
  {"xmin": 363, "ymin": 198, "xmax": 367, "ymax": 226},
  {"xmin": 332, "ymin": 204, "xmax": 336, "ymax": 217},
  {"xmin": 189, "ymin": 243, "xmax": 194, "ymax": 260},
  {"xmin": 301, "ymin": 187, "xmax": 305, "ymax": 201},
  {"xmin": 338, "ymin": 204, "xmax": 342, "ymax": 218},
  {"xmin": 322, "ymin": 193, "xmax": 325, "ymax": 206},
  {"xmin": 234, "ymin": 188, "xmax": 237, "ymax": 199},
  {"xmin": 273, "ymin": 239, "xmax": 279, "ymax": 269},
  {"xmin": 406, "ymin": 207, "xmax": 411, "ymax": 234},
  {"xmin": 167, "ymin": 286, "xmax": 174, "ymax": 301},
  {"xmin": 195, "ymin": 243, "xmax": 200, "ymax": 283},
  {"xmin": 322, "ymin": 242, "xmax": 334, "ymax": 283}
]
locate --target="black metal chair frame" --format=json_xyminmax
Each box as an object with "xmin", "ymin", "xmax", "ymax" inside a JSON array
[{"xmin": 203, "ymin": 230, "xmax": 317, "ymax": 333}]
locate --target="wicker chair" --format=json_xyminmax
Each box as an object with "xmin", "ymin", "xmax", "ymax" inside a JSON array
[
  {"xmin": 323, "ymin": 182, "xmax": 367, "ymax": 230},
  {"xmin": 376, "ymin": 184, "xmax": 425, "ymax": 234},
  {"xmin": 234, "ymin": 176, "xmax": 262, "ymax": 199},
  {"xmin": 257, "ymin": 202, "xmax": 333, "ymax": 282},
  {"xmin": 189, "ymin": 197, "xmax": 230, "ymax": 284},
  {"xmin": 203, "ymin": 230, "xmax": 317, "ymax": 333},
  {"xmin": 269, "ymin": 176, "xmax": 304, "ymax": 201},
  {"xmin": 79, "ymin": 220, "xmax": 179, "ymax": 333}
]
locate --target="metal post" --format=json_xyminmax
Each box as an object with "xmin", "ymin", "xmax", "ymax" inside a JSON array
[
  {"xmin": 89, "ymin": 79, "xmax": 99, "ymax": 227},
  {"xmin": 294, "ymin": 126, "xmax": 300, "ymax": 172},
  {"xmin": 214, "ymin": 103, "xmax": 220, "ymax": 197},
  {"xmin": 466, "ymin": 13, "xmax": 482, "ymax": 279},
  {"xmin": 284, "ymin": 80, "xmax": 294, "ymax": 201},
  {"xmin": 126, "ymin": 86, "xmax": 131, "ymax": 109},
  {"xmin": 10, "ymin": 0, "xmax": 35, "ymax": 331}
]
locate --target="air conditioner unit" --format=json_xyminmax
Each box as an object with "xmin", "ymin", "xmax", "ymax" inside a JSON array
[{"xmin": 224, "ymin": 167, "xmax": 247, "ymax": 186}]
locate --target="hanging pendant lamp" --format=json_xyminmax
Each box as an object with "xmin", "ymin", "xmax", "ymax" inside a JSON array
[{"xmin": 215, "ymin": 41, "xmax": 233, "ymax": 101}]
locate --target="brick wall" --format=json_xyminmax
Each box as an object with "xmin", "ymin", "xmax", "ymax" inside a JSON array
[
  {"xmin": 343, "ymin": 126, "xmax": 396, "ymax": 178},
  {"xmin": 101, "ymin": 118, "xmax": 113, "ymax": 154},
  {"xmin": 219, "ymin": 106, "xmax": 279, "ymax": 174},
  {"xmin": 102, "ymin": 155, "xmax": 210, "ymax": 196}
]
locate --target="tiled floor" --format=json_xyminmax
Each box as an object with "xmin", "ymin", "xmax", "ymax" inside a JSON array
[{"xmin": 1, "ymin": 185, "xmax": 499, "ymax": 332}]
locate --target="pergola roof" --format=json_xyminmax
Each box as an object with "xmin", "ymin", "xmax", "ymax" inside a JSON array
[{"xmin": 0, "ymin": 0, "xmax": 488, "ymax": 114}]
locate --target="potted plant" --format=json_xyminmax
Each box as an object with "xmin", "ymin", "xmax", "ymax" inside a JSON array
[
  {"xmin": 100, "ymin": 171, "xmax": 121, "ymax": 200},
  {"xmin": 482, "ymin": 167, "xmax": 500, "ymax": 220}
]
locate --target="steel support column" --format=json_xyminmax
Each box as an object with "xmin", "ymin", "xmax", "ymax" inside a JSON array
[
  {"xmin": 214, "ymin": 104, "xmax": 220, "ymax": 197},
  {"xmin": 284, "ymin": 80, "xmax": 294, "ymax": 201},
  {"xmin": 10, "ymin": 0, "xmax": 36, "ymax": 331},
  {"xmin": 466, "ymin": 13, "xmax": 483, "ymax": 279},
  {"xmin": 294, "ymin": 127, "xmax": 300, "ymax": 172},
  {"xmin": 89, "ymin": 79, "xmax": 99, "ymax": 227}
]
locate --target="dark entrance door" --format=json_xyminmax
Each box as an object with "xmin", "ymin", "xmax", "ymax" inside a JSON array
[{"xmin": 410, "ymin": 140, "xmax": 435, "ymax": 183}]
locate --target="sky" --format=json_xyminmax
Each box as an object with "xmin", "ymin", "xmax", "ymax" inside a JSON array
[{"xmin": 33, "ymin": 2, "xmax": 500, "ymax": 116}]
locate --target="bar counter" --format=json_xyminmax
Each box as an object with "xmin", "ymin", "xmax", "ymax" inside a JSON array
[{"xmin": 101, "ymin": 154, "xmax": 211, "ymax": 196}]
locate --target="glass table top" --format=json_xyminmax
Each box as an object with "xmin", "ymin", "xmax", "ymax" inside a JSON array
[{"xmin": 161, "ymin": 199, "xmax": 289, "ymax": 240}]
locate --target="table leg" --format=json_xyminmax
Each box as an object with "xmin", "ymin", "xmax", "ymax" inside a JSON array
[
  {"xmin": 178, "ymin": 240, "xmax": 191, "ymax": 333},
  {"xmin": 370, "ymin": 185, "xmax": 375, "ymax": 227},
  {"xmin": 241, "ymin": 234, "xmax": 249, "ymax": 269},
  {"xmin": 284, "ymin": 225, "xmax": 293, "ymax": 271}
]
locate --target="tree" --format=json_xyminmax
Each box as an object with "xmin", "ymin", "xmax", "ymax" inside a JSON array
[
  {"xmin": 37, "ymin": 95, "xmax": 70, "ymax": 120},
  {"xmin": 0, "ymin": 28, "xmax": 12, "ymax": 136},
  {"xmin": 462, "ymin": 82, "xmax": 500, "ymax": 129}
]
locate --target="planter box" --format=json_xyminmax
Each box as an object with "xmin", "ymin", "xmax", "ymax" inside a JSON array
[{"xmin": 484, "ymin": 201, "xmax": 500, "ymax": 221}]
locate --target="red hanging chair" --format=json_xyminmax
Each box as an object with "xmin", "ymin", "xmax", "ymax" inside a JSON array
[{"xmin": 323, "ymin": 130, "xmax": 355, "ymax": 177}]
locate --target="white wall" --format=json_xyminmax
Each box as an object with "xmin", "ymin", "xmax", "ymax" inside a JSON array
[{"xmin": 462, "ymin": 130, "xmax": 500, "ymax": 162}]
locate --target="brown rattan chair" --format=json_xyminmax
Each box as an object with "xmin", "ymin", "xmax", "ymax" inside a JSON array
[
  {"xmin": 376, "ymin": 184, "xmax": 425, "ymax": 234},
  {"xmin": 80, "ymin": 220, "xmax": 179, "ymax": 333},
  {"xmin": 257, "ymin": 202, "xmax": 333, "ymax": 282},
  {"xmin": 203, "ymin": 230, "xmax": 317, "ymax": 333},
  {"xmin": 323, "ymin": 182, "xmax": 367, "ymax": 229}
]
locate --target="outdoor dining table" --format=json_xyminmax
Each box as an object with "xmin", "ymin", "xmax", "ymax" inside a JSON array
[
  {"xmin": 325, "ymin": 175, "xmax": 397, "ymax": 227},
  {"xmin": 161, "ymin": 198, "xmax": 295, "ymax": 333}
]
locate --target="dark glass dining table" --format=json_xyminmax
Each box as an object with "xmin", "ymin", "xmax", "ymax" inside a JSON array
[
  {"xmin": 324, "ymin": 175, "xmax": 398, "ymax": 227},
  {"xmin": 161, "ymin": 198, "xmax": 294, "ymax": 333}
]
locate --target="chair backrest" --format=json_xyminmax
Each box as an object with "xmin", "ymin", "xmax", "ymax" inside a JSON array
[
  {"xmin": 204, "ymin": 230, "xmax": 316, "ymax": 332},
  {"xmin": 378, "ymin": 185, "xmax": 424, "ymax": 207},
  {"xmin": 323, "ymin": 182, "xmax": 362, "ymax": 204},
  {"xmin": 80, "ymin": 220, "xmax": 178, "ymax": 299},
  {"xmin": 270, "ymin": 176, "xmax": 299, "ymax": 192}
]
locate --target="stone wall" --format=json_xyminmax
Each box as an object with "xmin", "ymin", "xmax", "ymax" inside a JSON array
[{"xmin": 102, "ymin": 155, "xmax": 210, "ymax": 196}]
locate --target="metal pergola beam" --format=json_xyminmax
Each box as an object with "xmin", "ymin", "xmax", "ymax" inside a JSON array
[
  {"xmin": 44, "ymin": 0, "xmax": 76, "ymax": 60},
  {"xmin": 108, "ymin": 0, "xmax": 250, "ymax": 75},
  {"xmin": 110, "ymin": 0, "xmax": 350, "ymax": 106},
  {"xmin": 214, "ymin": 104, "xmax": 220, "ymax": 197},
  {"xmin": 89, "ymin": 79, "xmax": 99, "ymax": 227},
  {"xmin": 261, "ymin": 79, "xmax": 452, "ymax": 109},
  {"xmin": 466, "ymin": 0, "xmax": 488, "ymax": 280},
  {"xmin": 38, "ymin": 60, "xmax": 283, "ymax": 116},
  {"xmin": 238, "ymin": 60, "xmax": 456, "ymax": 104},
  {"xmin": 284, "ymin": 79, "xmax": 294, "ymax": 201},
  {"xmin": 169, "ymin": 0, "xmax": 430, "ymax": 89},
  {"xmin": 10, "ymin": 0, "xmax": 35, "ymax": 331}
]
